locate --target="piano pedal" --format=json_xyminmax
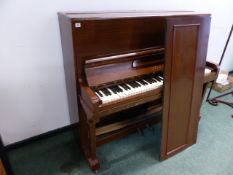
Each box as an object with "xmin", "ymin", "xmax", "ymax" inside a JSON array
[{"xmin": 137, "ymin": 128, "xmax": 144, "ymax": 136}]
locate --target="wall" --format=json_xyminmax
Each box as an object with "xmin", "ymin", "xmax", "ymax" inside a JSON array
[{"xmin": 0, "ymin": 0, "xmax": 233, "ymax": 145}]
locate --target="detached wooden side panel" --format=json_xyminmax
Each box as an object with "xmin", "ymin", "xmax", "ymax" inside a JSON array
[{"xmin": 161, "ymin": 16, "xmax": 210, "ymax": 159}]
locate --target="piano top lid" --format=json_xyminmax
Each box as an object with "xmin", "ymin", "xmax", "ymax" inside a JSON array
[{"xmin": 58, "ymin": 11, "xmax": 210, "ymax": 21}]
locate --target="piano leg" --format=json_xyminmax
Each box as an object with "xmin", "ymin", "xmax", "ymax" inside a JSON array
[
  {"xmin": 87, "ymin": 120, "xmax": 100, "ymax": 172},
  {"xmin": 79, "ymin": 100, "xmax": 100, "ymax": 172}
]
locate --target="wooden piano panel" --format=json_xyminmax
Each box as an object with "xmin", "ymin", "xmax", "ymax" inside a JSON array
[
  {"xmin": 72, "ymin": 17, "xmax": 165, "ymax": 79},
  {"xmin": 85, "ymin": 47, "xmax": 164, "ymax": 87},
  {"xmin": 86, "ymin": 61, "xmax": 163, "ymax": 87},
  {"xmin": 161, "ymin": 16, "xmax": 210, "ymax": 159},
  {"xmin": 73, "ymin": 18, "xmax": 165, "ymax": 58},
  {"xmin": 168, "ymin": 24, "xmax": 198, "ymax": 151}
]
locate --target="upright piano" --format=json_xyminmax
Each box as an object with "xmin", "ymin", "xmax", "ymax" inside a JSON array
[{"xmin": 58, "ymin": 11, "xmax": 211, "ymax": 172}]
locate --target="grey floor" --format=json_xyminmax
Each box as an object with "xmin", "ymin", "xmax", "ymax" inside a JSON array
[{"xmin": 8, "ymin": 88, "xmax": 233, "ymax": 175}]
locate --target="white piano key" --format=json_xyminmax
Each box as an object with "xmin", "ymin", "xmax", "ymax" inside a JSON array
[
  {"xmin": 127, "ymin": 83, "xmax": 138, "ymax": 95},
  {"xmin": 115, "ymin": 86, "xmax": 127, "ymax": 98},
  {"xmin": 143, "ymin": 80, "xmax": 154, "ymax": 90},
  {"xmin": 95, "ymin": 92, "xmax": 102, "ymax": 99},
  {"xmin": 158, "ymin": 76, "xmax": 163, "ymax": 80},
  {"xmin": 152, "ymin": 78, "xmax": 161, "ymax": 87},
  {"xmin": 99, "ymin": 90, "xmax": 111, "ymax": 104},
  {"xmin": 107, "ymin": 88, "xmax": 120, "ymax": 101},
  {"xmin": 135, "ymin": 81, "xmax": 145, "ymax": 93},
  {"xmin": 118, "ymin": 85, "xmax": 130, "ymax": 97}
]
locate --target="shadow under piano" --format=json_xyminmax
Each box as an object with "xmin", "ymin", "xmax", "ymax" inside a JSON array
[{"xmin": 58, "ymin": 11, "xmax": 212, "ymax": 172}]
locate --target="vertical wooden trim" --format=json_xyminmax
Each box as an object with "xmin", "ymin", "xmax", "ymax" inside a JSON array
[{"xmin": 0, "ymin": 160, "xmax": 7, "ymax": 175}]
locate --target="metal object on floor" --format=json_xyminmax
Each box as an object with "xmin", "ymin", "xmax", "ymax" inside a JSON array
[
  {"xmin": 207, "ymin": 24, "xmax": 233, "ymax": 107},
  {"xmin": 208, "ymin": 91, "xmax": 233, "ymax": 108}
]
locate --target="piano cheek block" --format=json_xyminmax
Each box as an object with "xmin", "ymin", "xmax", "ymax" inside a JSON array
[{"xmin": 80, "ymin": 86, "xmax": 101, "ymax": 108}]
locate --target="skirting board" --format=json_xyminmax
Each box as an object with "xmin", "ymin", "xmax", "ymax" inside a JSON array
[{"xmin": 5, "ymin": 123, "xmax": 78, "ymax": 151}]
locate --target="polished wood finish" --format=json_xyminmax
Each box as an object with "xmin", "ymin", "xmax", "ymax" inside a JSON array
[
  {"xmin": 85, "ymin": 48, "xmax": 164, "ymax": 87},
  {"xmin": 161, "ymin": 16, "xmax": 210, "ymax": 159},
  {"xmin": 58, "ymin": 11, "xmax": 211, "ymax": 171},
  {"xmin": 96, "ymin": 105, "xmax": 162, "ymax": 136}
]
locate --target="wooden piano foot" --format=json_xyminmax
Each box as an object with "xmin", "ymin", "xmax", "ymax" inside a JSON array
[
  {"xmin": 80, "ymin": 141, "xmax": 100, "ymax": 172},
  {"xmin": 87, "ymin": 158, "xmax": 100, "ymax": 172}
]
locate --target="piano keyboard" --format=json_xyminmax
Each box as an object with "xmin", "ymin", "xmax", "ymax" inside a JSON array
[{"xmin": 94, "ymin": 75, "xmax": 163, "ymax": 104}]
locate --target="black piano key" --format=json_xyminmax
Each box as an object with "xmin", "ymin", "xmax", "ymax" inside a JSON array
[
  {"xmin": 123, "ymin": 84, "xmax": 129, "ymax": 89},
  {"xmin": 118, "ymin": 85, "xmax": 126, "ymax": 91},
  {"xmin": 149, "ymin": 77, "xmax": 156, "ymax": 83},
  {"xmin": 141, "ymin": 80, "xmax": 148, "ymax": 85},
  {"xmin": 105, "ymin": 88, "xmax": 112, "ymax": 95},
  {"xmin": 150, "ymin": 78, "xmax": 156, "ymax": 83},
  {"xmin": 100, "ymin": 89, "xmax": 107, "ymax": 96},
  {"xmin": 156, "ymin": 76, "xmax": 162, "ymax": 81},
  {"xmin": 128, "ymin": 82, "xmax": 136, "ymax": 88},
  {"xmin": 105, "ymin": 89, "xmax": 111, "ymax": 96},
  {"xmin": 115, "ymin": 86, "xmax": 123, "ymax": 92},
  {"xmin": 103, "ymin": 89, "xmax": 110, "ymax": 96},
  {"xmin": 142, "ymin": 79, "xmax": 150, "ymax": 84},
  {"xmin": 101, "ymin": 89, "xmax": 110, "ymax": 96},
  {"xmin": 152, "ymin": 77, "xmax": 158, "ymax": 82},
  {"xmin": 109, "ymin": 87, "xmax": 117, "ymax": 94},
  {"xmin": 124, "ymin": 84, "xmax": 131, "ymax": 90},
  {"xmin": 132, "ymin": 82, "xmax": 139, "ymax": 88},
  {"xmin": 145, "ymin": 78, "xmax": 153, "ymax": 84},
  {"xmin": 96, "ymin": 90, "xmax": 103, "ymax": 97},
  {"xmin": 137, "ymin": 80, "xmax": 144, "ymax": 85},
  {"xmin": 114, "ymin": 87, "xmax": 120, "ymax": 93},
  {"xmin": 134, "ymin": 81, "xmax": 141, "ymax": 87},
  {"xmin": 119, "ymin": 84, "xmax": 124, "ymax": 90},
  {"xmin": 157, "ymin": 78, "xmax": 162, "ymax": 82},
  {"xmin": 120, "ymin": 84, "xmax": 127, "ymax": 90},
  {"xmin": 128, "ymin": 82, "xmax": 133, "ymax": 87},
  {"xmin": 131, "ymin": 82, "xmax": 139, "ymax": 88}
]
